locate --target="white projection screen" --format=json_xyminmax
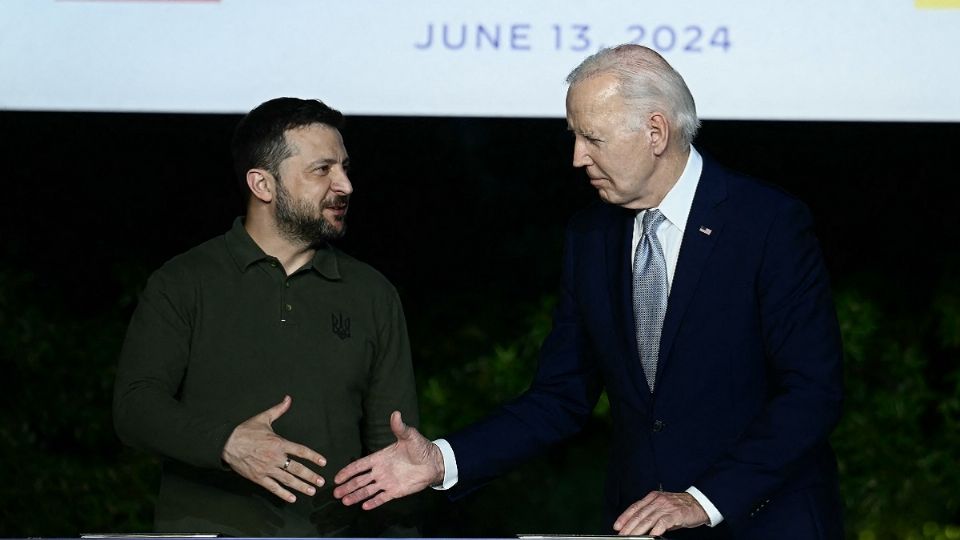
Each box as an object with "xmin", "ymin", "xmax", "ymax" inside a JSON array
[{"xmin": 1, "ymin": 0, "xmax": 959, "ymax": 121}]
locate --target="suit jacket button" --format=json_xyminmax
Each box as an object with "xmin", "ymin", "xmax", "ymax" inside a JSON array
[{"xmin": 652, "ymin": 420, "xmax": 665, "ymax": 432}]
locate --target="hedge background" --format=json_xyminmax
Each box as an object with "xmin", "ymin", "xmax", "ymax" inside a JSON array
[{"xmin": 2, "ymin": 113, "xmax": 958, "ymax": 539}]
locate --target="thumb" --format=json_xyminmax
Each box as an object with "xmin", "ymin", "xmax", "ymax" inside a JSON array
[
  {"xmin": 390, "ymin": 410, "xmax": 411, "ymax": 440},
  {"xmin": 264, "ymin": 395, "xmax": 292, "ymax": 424}
]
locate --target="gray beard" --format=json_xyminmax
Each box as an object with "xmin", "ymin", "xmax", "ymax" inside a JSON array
[{"xmin": 274, "ymin": 176, "xmax": 347, "ymax": 245}]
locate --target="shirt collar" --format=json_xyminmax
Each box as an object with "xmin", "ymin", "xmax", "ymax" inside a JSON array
[
  {"xmin": 309, "ymin": 243, "xmax": 342, "ymax": 280},
  {"xmin": 225, "ymin": 216, "xmax": 342, "ymax": 280},
  {"xmin": 654, "ymin": 145, "xmax": 703, "ymax": 233}
]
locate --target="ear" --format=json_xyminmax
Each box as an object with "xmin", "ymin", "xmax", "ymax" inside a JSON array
[
  {"xmin": 647, "ymin": 112, "xmax": 670, "ymax": 156},
  {"xmin": 246, "ymin": 169, "xmax": 274, "ymax": 204}
]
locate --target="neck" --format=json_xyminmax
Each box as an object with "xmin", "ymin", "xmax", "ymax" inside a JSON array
[
  {"xmin": 645, "ymin": 145, "xmax": 691, "ymax": 209},
  {"xmin": 244, "ymin": 209, "xmax": 316, "ymax": 275}
]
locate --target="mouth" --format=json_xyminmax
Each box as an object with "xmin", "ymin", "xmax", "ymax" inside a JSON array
[
  {"xmin": 328, "ymin": 205, "xmax": 347, "ymax": 218},
  {"xmin": 322, "ymin": 202, "xmax": 348, "ymax": 225},
  {"xmin": 324, "ymin": 198, "xmax": 349, "ymax": 212}
]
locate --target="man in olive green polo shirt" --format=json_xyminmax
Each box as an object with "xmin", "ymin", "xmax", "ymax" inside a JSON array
[{"xmin": 114, "ymin": 97, "xmax": 419, "ymax": 536}]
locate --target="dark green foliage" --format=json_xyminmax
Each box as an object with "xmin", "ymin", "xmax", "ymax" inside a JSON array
[
  {"xmin": 413, "ymin": 295, "xmax": 610, "ymax": 536},
  {"xmin": 2, "ymin": 262, "xmax": 959, "ymax": 537},
  {"xmin": 0, "ymin": 267, "xmax": 159, "ymax": 536},
  {"xmin": 417, "ymin": 295, "xmax": 555, "ymax": 436},
  {"xmin": 833, "ymin": 276, "xmax": 960, "ymax": 539}
]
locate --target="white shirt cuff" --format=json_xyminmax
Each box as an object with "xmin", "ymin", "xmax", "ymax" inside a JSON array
[
  {"xmin": 430, "ymin": 439, "xmax": 459, "ymax": 490},
  {"xmin": 686, "ymin": 486, "xmax": 724, "ymax": 527}
]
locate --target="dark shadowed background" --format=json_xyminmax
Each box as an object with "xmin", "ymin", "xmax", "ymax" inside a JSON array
[{"xmin": 1, "ymin": 112, "xmax": 958, "ymax": 539}]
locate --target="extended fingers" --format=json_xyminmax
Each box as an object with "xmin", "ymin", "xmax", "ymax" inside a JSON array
[
  {"xmin": 333, "ymin": 472, "xmax": 377, "ymax": 503},
  {"xmin": 334, "ymin": 455, "xmax": 374, "ymax": 484},
  {"xmin": 361, "ymin": 490, "xmax": 394, "ymax": 511},
  {"xmin": 284, "ymin": 459, "xmax": 325, "ymax": 489},
  {"xmin": 258, "ymin": 475, "xmax": 298, "ymax": 504},
  {"xmin": 285, "ymin": 441, "xmax": 327, "ymax": 468},
  {"xmin": 273, "ymin": 467, "xmax": 319, "ymax": 497},
  {"xmin": 343, "ymin": 482, "xmax": 384, "ymax": 506}
]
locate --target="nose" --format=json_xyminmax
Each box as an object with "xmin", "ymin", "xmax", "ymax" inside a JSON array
[
  {"xmin": 333, "ymin": 168, "xmax": 353, "ymax": 196},
  {"xmin": 572, "ymin": 137, "xmax": 592, "ymax": 168}
]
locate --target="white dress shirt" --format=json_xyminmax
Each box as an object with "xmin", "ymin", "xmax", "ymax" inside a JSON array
[{"xmin": 433, "ymin": 147, "xmax": 723, "ymax": 527}]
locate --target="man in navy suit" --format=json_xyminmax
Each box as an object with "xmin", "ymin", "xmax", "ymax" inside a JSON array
[{"xmin": 333, "ymin": 45, "xmax": 844, "ymax": 539}]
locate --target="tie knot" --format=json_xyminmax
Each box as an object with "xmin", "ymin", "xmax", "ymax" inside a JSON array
[{"xmin": 642, "ymin": 209, "xmax": 666, "ymax": 237}]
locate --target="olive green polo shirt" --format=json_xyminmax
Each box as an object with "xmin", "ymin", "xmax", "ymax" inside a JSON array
[{"xmin": 114, "ymin": 217, "xmax": 419, "ymax": 536}]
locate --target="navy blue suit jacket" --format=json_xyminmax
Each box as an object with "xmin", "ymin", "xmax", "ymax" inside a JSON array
[{"xmin": 446, "ymin": 156, "xmax": 844, "ymax": 539}]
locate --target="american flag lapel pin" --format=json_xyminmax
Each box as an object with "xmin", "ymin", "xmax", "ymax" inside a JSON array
[{"xmin": 699, "ymin": 226, "xmax": 713, "ymax": 236}]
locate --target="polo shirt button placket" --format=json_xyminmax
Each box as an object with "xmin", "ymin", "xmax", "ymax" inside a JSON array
[
  {"xmin": 275, "ymin": 262, "xmax": 292, "ymax": 323},
  {"xmin": 282, "ymin": 276, "xmax": 293, "ymax": 321}
]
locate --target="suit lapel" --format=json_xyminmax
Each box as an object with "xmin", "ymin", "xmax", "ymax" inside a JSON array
[
  {"xmin": 656, "ymin": 159, "xmax": 728, "ymax": 384},
  {"xmin": 604, "ymin": 206, "xmax": 657, "ymax": 405},
  {"xmin": 605, "ymin": 207, "xmax": 635, "ymax": 356}
]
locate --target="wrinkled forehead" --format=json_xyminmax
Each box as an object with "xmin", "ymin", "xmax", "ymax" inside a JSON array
[
  {"xmin": 283, "ymin": 123, "xmax": 346, "ymax": 156},
  {"xmin": 566, "ymin": 74, "xmax": 627, "ymax": 125}
]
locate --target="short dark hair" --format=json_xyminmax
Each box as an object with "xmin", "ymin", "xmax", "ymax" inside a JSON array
[{"xmin": 231, "ymin": 97, "xmax": 345, "ymax": 198}]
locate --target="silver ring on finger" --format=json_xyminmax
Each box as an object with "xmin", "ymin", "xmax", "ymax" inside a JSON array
[{"xmin": 282, "ymin": 457, "xmax": 291, "ymax": 471}]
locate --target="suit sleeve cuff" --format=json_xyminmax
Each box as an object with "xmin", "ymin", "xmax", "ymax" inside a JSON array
[
  {"xmin": 687, "ymin": 486, "xmax": 724, "ymax": 527},
  {"xmin": 431, "ymin": 439, "xmax": 459, "ymax": 490}
]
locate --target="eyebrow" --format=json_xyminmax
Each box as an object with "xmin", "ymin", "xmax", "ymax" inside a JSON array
[
  {"xmin": 569, "ymin": 127, "xmax": 600, "ymax": 139},
  {"xmin": 306, "ymin": 156, "xmax": 350, "ymax": 169}
]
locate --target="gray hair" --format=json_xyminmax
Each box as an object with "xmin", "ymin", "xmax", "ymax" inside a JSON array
[{"xmin": 566, "ymin": 45, "xmax": 700, "ymax": 148}]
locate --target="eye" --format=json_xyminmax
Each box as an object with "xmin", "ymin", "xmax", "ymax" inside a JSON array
[
  {"xmin": 314, "ymin": 165, "xmax": 330, "ymax": 175},
  {"xmin": 584, "ymin": 135, "xmax": 603, "ymax": 145},
  {"xmin": 574, "ymin": 131, "xmax": 602, "ymax": 145}
]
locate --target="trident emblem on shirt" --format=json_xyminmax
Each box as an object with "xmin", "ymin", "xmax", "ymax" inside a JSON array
[{"xmin": 332, "ymin": 312, "xmax": 351, "ymax": 340}]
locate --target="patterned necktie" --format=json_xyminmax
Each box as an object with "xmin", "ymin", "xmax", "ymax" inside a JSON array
[{"xmin": 633, "ymin": 209, "xmax": 668, "ymax": 392}]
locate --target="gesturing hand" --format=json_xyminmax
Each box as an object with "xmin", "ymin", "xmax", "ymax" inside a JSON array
[
  {"xmin": 333, "ymin": 411, "xmax": 444, "ymax": 510},
  {"xmin": 613, "ymin": 491, "xmax": 709, "ymax": 536},
  {"xmin": 221, "ymin": 395, "xmax": 327, "ymax": 503}
]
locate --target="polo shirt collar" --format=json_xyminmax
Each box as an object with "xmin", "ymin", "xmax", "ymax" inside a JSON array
[
  {"xmin": 225, "ymin": 217, "xmax": 342, "ymax": 280},
  {"xmin": 310, "ymin": 243, "xmax": 342, "ymax": 280}
]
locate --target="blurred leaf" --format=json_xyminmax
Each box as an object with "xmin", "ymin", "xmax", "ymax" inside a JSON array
[{"xmin": 4, "ymin": 263, "xmax": 960, "ymax": 538}]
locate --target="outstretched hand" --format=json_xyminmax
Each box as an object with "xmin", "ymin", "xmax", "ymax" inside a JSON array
[
  {"xmin": 333, "ymin": 411, "xmax": 444, "ymax": 510},
  {"xmin": 221, "ymin": 395, "xmax": 327, "ymax": 503}
]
